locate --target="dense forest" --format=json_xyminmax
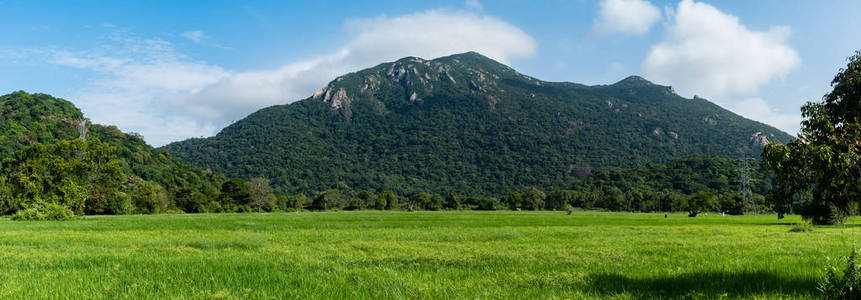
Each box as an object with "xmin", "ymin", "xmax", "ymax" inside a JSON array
[
  {"xmin": 262, "ymin": 155, "xmax": 779, "ymax": 216},
  {"xmin": 164, "ymin": 52, "xmax": 792, "ymax": 196},
  {"xmin": 0, "ymin": 92, "xmax": 270, "ymax": 219}
]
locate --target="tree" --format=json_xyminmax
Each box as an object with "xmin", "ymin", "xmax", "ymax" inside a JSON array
[
  {"xmin": 500, "ymin": 191, "xmax": 522, "ymax": 210},
  {"xmin": 219, "ymin": 179, "xmax": 250, "ymax": 210},
  {"xmin": 471, "ymin": 196, "xmax": 501, "ymax": 211},
  {"xmin": 444, "ymin": 192, "xmax": 461, "ymax": 210},
  {"xmin": 380, "ymin": 190, "xmax": 398, "ymax": 210},
  {"xmin": 279, "ymin": 194, "xmax": 306, "ymax": 212},
  {"xmin": 719, "ymin": 192, "xmax": 744, "ymax": 215},
  {"xmin": 602, "ymin": 186, "xmax": 626, "ymax": 211},
  {"xmin": 58, "ymin": 178, "xmax": 88, "ymax": 215},
  {"xmin": 680, "ymin": 191, "xmax": 717, "ymax": 217},
  {"xmin": 131, "ymin": 181, "xmax": 167, "ymax": 214},
  {"xmin": 521, "ymin": 187, "xmax": 545, "ymax": 211},
  {"xmin": 409, "ymin": 192, "xmax": 431, "ymax": 211},
  {"xmin": 763, "ymin": 50, "xmax": 861, "ymax": 225},
  {"xmin": 248, "ymin": 177, "xmax": 277, "ymax": 211},
  {"xmin": 312, "ymin": 189, "xmax": 344, "ymax": 211},
  {"xmin": 357, "ymin": 191, "xmax": 378, "ymax": 209},
  {"xmin": 428, "ymin": 194, "xmax": 443, "ymax": 211},
  {"xmin": 545, "ymin": 190, "xmax": 575, "ymax": 211},
  {"xmin": 374, "ymin": 192, "xmax": 387, "ymax": 210}
]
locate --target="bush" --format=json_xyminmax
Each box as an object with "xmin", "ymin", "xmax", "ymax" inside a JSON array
[
  {"xmin": 163, "ymin": 208, "xmax": 186, "ymax": 214},
  {"xmin": 819, "ymin": 249, "xmax": 861, "ymax": 298},
  {"xmin": 564, "ymin": 204, "xmax": 574, "ymax": 215},
  {"xmin": 11, "ymin": 203, "xmax": 75, "ymax": 221},
  {"xmin": 788, "ymin": 222, "xmax": 814, "ymax": 233},
  {"xmin": 12, "ymin": 208, "xmax": 44, "ymax": 221},
  {"xmin": 42, "ymin": 202, "xmax": 75, "ymax": 220},
  {"xmin": 472, "ymin": 197, "xmax": 501, "ymax": 211}
]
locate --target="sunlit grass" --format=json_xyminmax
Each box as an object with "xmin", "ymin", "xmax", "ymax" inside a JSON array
[{"xmin": 0, "ymin": 211, "xmax": 856, "ymax": 299}]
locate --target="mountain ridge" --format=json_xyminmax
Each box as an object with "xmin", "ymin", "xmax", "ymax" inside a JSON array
[{"xmin": 164, "ymin": 52, "xmax": 792, "ymax": 196}]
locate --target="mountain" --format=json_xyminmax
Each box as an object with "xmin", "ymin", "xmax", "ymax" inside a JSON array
[
  {"xmin": 163, "ymin": 52, "xmax": 792, "ymax": 196},
  {"xmin": 0, "ymin": 91, "xmax": 229, "ymax": 214}
]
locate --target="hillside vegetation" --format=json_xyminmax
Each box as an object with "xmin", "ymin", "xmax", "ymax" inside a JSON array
[
  {"xmin": 164, "ymin": 52, "xmax": 792, "ymax": 196},
  {"xmin": 0, "ymin": 92, "xmax": 261, "ymax": 216}
]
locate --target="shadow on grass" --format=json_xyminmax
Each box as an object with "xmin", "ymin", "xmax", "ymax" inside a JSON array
[
  {"xmin": 587, "ymin": 270, "xmax": 817, "ymax": 298},
  {"xmin": 762, "ymin": 222, "xmax": 802, "ymax": 226},
  {"xmin": 761, "ymin": 222, "xmax": 861, "ymax": 228}
]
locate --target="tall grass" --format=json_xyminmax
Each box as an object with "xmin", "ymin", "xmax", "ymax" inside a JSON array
[{"xmin": 0, "ymin": 211, "xmax": 855, "ymax": 299}]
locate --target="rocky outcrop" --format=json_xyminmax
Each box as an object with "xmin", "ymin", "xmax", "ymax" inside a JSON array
[
  {"xmin": 750, "ymin": 132, "xmax": 770, "ymax": 147},
  {"xmin": 652, "ymin": 127, "xmax": 664, "ymax": 139},
  {"xmin": 314, "ymin": 86, "xmax": 353, "ymax": 123}
]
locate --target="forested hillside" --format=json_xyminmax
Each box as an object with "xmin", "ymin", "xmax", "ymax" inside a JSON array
[
  {"xmin": 165, "ymin": 52, "xmax": 792, "ymax": 196},
  {"xmin": 0, "ymin": 92, "xmax": 264, "ymax": 217},
  {"xmin": 559, "ymin": 155, "xmax": 775, "ymax": 214}
]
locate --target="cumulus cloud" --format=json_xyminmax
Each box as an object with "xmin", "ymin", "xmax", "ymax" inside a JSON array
[
  {"xmin": 48, "ymin": 10, "xmax": 536, "ymax": 146},
  {"xmin": 642, "ymin": 0, "xmax": 799, "ymax": 98},
  {"xmin": 47, "ymin": 37, "xmax": 231, "ymax": 143},
  {"xmin": 594, "ymin": 0, "xmax": 661, "ymax": 36},
  {"xmin": 730, "ymin": 98, "xmax": 801, "ymax": 134}
]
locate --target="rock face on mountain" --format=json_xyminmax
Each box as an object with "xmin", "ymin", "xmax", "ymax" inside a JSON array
[{"xmin": 163, "ymin": 52, "xmax": 793, "ymax": 196}]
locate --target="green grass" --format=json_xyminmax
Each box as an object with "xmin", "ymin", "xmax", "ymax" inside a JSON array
[{"xmin": 0, "ymin": 211, "xmax": 858, "ymax": 299}]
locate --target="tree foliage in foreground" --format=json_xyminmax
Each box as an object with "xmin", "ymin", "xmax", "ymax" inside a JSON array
[{"xmin": 763, "ymin": 51, "xmax": 861, "ymax": 225}]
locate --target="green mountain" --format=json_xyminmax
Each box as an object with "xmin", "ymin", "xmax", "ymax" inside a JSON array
[
  {"xmin": 163, "ymin": 52, "xmax": 792, "ymax": 196},
  {"xmin": 0, "ymin": 91, "xmax": 230, "ymax": 214}
]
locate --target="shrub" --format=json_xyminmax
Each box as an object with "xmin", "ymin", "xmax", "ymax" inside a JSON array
[
  {"xmin": 163, "ymin": 208, "xmax": 186, "ymax": 214},
  {"xmin": 819, "ymin": 248, "xmax": 861, "ymax": 298},
  {"xmin": 788, "ymin": 222, "xmax": 814, "ymax": 233},
  {"xmin": 472, "ymin": 197, "xmax": 501, "ymax": 211},
  {"xmin": 11, "ymin": 203, "xmax": 75, "ymax": 221},
  {"xmin": 42, "ymin": 202, "xmax": 75, "ymax": 220},
  {"xmin": 564, "ymin": 204, "xmax": 574, "ymax": 215},
  {"xmin": 12, "ymin": 208, "xmax": 44, "ymax": 221}
]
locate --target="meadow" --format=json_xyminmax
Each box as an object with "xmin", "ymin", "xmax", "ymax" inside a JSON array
[{"xmin": 0, "ymin": 211, "xmax": 857, "ymax": 299}]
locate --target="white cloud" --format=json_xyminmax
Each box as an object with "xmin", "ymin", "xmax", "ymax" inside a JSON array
[
  {"xmin": 47, "ymin": 36, "xmax": 231, "ymax": 144},
  {"xmin": 47, "ymin": 10, "xmax": 536, "ymax": 146},
  {"xmin": 642, "ymin": 0, "xmax": 799, "ymax": 98},
  {"xmin": 182, "ymin": 30, "xmax": 207, "ymax": 43},
  {"xmin": 465, "ymin": 0, "xmax": 483, "ymax": 10},
  {"xmin": 594, "ymin": 0, "xmax": 661, "ymax": 36},
  {"xmin": 729, "ymin": 98, "xmax": 801, "ymax": 134}
]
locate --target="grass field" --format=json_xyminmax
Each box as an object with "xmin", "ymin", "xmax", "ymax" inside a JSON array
[{"xmin": 0, "ymin": 211, "xmax": 858, "ymax": 299}]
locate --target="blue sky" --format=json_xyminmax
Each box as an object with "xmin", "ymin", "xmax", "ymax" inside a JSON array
[{"xmin": 1, "ymin": 0, "xmax": 859, "ymax": 146}]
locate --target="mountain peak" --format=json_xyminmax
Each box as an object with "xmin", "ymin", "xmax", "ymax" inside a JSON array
[
  {"xmin": 612, "ymin": 75, "xmax": 655, "ymax": 87},
  {"xmin": 439, "ymin": 51, "xmax": 492, "ymax": 62},
  {"xmin": 311, "ymin": 51, "xmax": 527, "ymax": 119}
]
